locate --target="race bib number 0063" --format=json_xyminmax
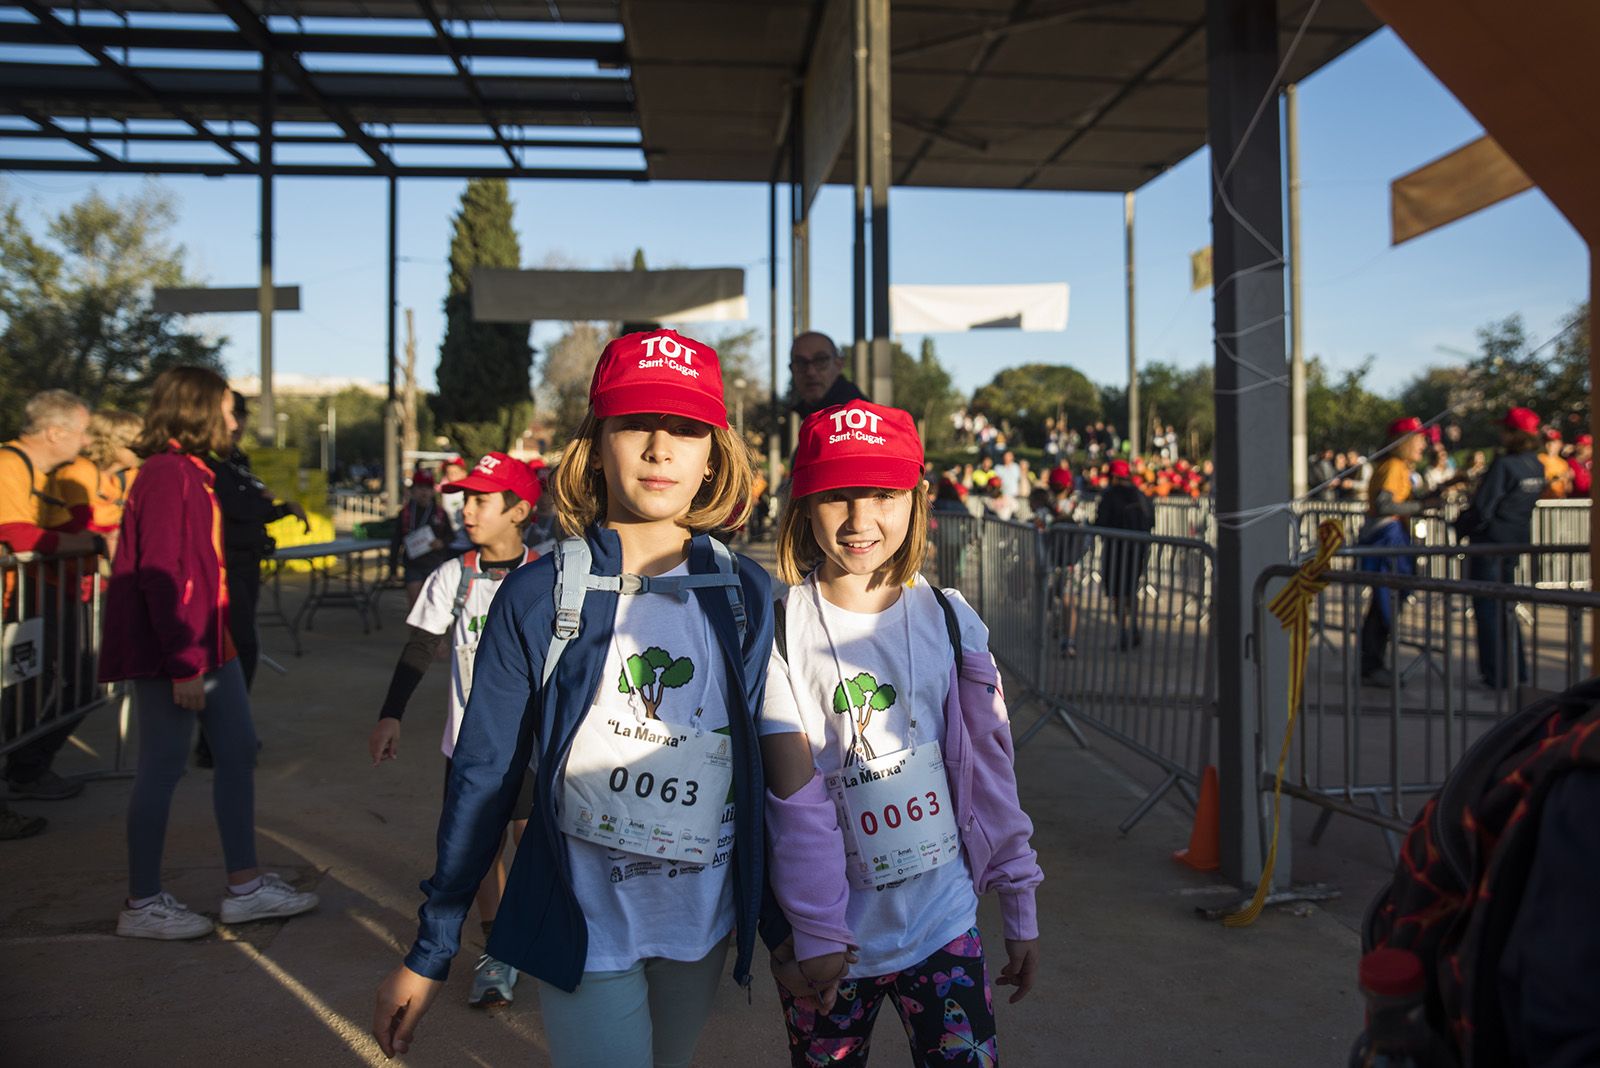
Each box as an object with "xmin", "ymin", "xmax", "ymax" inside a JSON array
[
  {"xmin": 826, "ymin": 741, "xmax": 961, "ymax": 890},
  {"xmin": 559, "ymin": 714, "xmax": 733, "ymax": 864}
]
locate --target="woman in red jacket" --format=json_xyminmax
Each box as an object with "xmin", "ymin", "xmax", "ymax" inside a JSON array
[{"xmin": 102, "ymin": 367, "xmax": 318, "ymax": 940}]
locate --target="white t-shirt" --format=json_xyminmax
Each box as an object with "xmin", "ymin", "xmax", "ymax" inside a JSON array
[
  {"xmin": 564, "ymin": 561, "xmax": 737, "ymax": 972},
  {"xmin": 761, "ymin": 575, "xmax": 985, "ymax": 977},
  {"xmin": 406, "ymin": 549, "xmax": 535, "ymax": 758}
]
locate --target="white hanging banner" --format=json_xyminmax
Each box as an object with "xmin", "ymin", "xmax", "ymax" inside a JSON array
[{"xmin": 889, "ymin": 283, "xmax": 1069, "ymax": 333}]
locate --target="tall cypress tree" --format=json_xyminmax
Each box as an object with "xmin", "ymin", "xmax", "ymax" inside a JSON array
[{"xmin": 434, "ymin": 178, "xmax": 533, "ymax": 458}]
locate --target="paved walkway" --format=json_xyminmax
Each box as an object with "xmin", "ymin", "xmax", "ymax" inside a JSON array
[{"xmin": 1, "ymin": 558, "xmax": 1364, "ymax": 1066}]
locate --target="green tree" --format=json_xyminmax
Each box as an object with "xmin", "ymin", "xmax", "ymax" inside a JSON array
[
  {"xmin": 894, "ymin": 338, "xmax": 961, "ymax": 447},
  {"xmin": 434, "ymin": 178, "xmax": 533, "ymax": 458},
  {"xmin": 0, "ymin": 184, "xmax": 223, "ymax": 433},
  {"xmin": 618, "ymin": 645, "xmax": 695, "ymax": 720},
  {"xmin": 832, "ymin": 670, "xmax": 897, "ymax": 761},
  {"xmin": 970, "ymin": 363, "xmax": 1101, "ymax": 446},
  {"xmin": 1305, "ymin": 356, "xmax": 1403, "ymax": 455}
]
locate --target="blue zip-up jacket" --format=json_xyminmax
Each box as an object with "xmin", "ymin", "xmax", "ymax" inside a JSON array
[{"xmin": 402, "ymin": 526, "xmax": 774, "ymax": 992}]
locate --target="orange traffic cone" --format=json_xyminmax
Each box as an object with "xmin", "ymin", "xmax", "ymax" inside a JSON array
[{"xmin": 1173, "ymin": 765, "xmax": 1221, "ymax": 872}]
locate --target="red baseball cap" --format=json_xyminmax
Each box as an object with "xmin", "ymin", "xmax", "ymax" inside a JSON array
[
  {"xmin": 589, "ymin": 328, "xmax": 728, "ymax": 429},
  {"xmin": 411, "ymin": 469, "xmax": 435, "ymax": 488},
  {"xmin": 791, "ymin": 401, "xmax": 923, "ymax": 498},
  {"xmin": 442, "ymin": 451, "xmax": 542, "ymax": 506},
  {"xmin": 1579, "ymin": 434, "xmax": 1593, "ymax": 446},
  {"xmin": 1108, "ymin": 459, "xmax": 1132, "ymax": 479},
  {"xmin": 1047, "ymin": 465, "xmax": 1074, "ymax": 491},
  {"xmin": 444, "ymin": 455, "xmax": 467, "ymax": 469},
  {"xmin": 1503, "ymin": 407, "xmax": 1541, "ymax": 433},
  {"xmin": 1387, "ymin": 416, "xmax": 1423, "ymax": 438}
]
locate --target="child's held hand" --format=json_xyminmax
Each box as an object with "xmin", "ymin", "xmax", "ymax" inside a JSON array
[
  {"xmin": 997, "ymin": 938, "xmax": 1038, "ymax": 1003},
  {"xmin": 369, "ymin": 719, "xmax": 401, "ymax": 766},
  {"xmin": 372, "ymin": 964, "xmax": 441, "ymax": 1058}
]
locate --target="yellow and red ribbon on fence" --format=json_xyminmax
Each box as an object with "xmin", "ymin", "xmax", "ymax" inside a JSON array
[{"xmin": 1224, "ymin": 519, "xmax": 1345, "ymax": 928}]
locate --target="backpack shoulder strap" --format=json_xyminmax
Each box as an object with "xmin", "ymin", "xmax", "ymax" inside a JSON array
[
  {"xmin": 773, "ymin": 597, "xmax": 787, "ymax": 662},
  {"xmin": 543, "ymin": 537, "xmax": 592, "ymax": 686},
  {"xmin": 1, "ymin": 444, "xmax": 67, "ymax": 509},
  {"xmin": 707, "ymin": 537, "xmax": 747, "ymax": 646},
  {"xmin": 450, "ymin": 550, "xmax": 480, "ymax": 623},
  {"xmin": 928, "ymin": 584, "xmax": 965, "ymax": 671}
]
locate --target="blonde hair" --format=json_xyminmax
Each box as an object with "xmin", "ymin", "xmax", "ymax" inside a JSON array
[
  {"xmin": 86, "ymin": 410, "xmax": 143, "ymax": 469},
  {"xmin": 775, "ymin": 485, "xmax": 929, "ymax": 587},
  {"xmin": 550, "ymin": 411, "xmax": 756, "ymax": 537}
]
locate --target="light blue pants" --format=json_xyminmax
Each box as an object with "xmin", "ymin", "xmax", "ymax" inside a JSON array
[
  {"xmin": 127, "ymin": 660, "xmax": 257, "ymax": 898},
  {"xmin": 536, "ymin": 938, "xmax": 729, "ymax": 1068}
]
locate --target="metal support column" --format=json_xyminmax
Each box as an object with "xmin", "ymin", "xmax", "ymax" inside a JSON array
[
  {"xmin": 1207, "ymin": 0, "xmax": 1291, "ymax": 889},
  {"xmin": 384, "ymin": 175, "xmax": 400, "ymax": 510},
  {"xmin": 1125, "ymin": 190, "xmax": 1139, "ymax": 458},
  {"xmin": 768, "ymin": 174, "xmax": 782, "ymax": 489},
  {"xmin": 1287, "ymin": 82, "xmax": 1307, "ymax": 500},
  {"xmin": 851, "ymin": 0, "xmax": 869, "ymax": 390},
  {"xmin": 790, "ymin": 87, "xmax": 810, "ymax": 337},
  {"xmin": 866, "ymin": 0, "xmax": 892, "ymax": 405},
  {"xmin": 257, "ymin": 57, "xmax": 275, "ymax": 444}
]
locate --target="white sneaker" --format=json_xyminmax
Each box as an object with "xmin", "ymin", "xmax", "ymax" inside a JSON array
[
  {"xmin": 219, "ymin": 873, "xmax": 319, "ymax": 925},
  {"xmin": 116, "ymin": 892, "xmax": 215, "ymax": 941}
]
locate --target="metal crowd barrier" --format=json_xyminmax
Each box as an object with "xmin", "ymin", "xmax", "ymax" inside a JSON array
[
  {"xmin": 1250, "ymin": 544, "xmax": 1596, "ymax": 857},
  {"xmin": 1, "ymin": 549, "xmax": 131, "ymax": 781},
  {"xmin": 926, "ymin": 513, "xmax": 1219, "ymax": 833}
]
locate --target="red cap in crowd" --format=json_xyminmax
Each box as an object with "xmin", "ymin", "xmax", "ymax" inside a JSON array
[
  {"xmin": 589, "ymin": 328, "xmax": 729, "ymax": 429},
  {"xmin": 444, "ymin": 455, "xmax": 466, "ymax": 469},
  {"xmin": 411, "ymin": 469, "xmax": 435, "ymax": 488},
  {"xmin": 1387, "ymin": 416, "xmax": 1423, "ymax": 438},
  {"xmin": 442, "ymin": 451, "xmax": 542, "ymax": 506},
  {"xmin": 791, "ymin": 401, "xmax": 923, "ymax": 498},
  {"xmin": 1425, "ymin": 425, "xmax": 1442, "ymax": 445},
  {"xmin": 1047, "ymin": 465, "xmax": 1074, "ymax": 491},
  {"xmin": 1504, "ymin": 407, "xmax": 1541, "ymax": 433},
  {"xmin": 1545, "ymin": 428, "xmax": 1563, "ymax": 442},
  {"xmin": 1579, "ymin": 434, "xmax": 1593, "ymax": 447},
  {"xmin": 1108, "ymin": 459, "xmax": 1132, "ymax": 479}
]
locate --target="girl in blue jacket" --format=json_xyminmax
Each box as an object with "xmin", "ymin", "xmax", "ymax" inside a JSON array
[{"xmin": 372, "ymin": 329, "xmax": 774, "ymax": 1067}]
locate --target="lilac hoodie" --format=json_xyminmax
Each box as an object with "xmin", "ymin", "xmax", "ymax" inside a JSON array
[{"xmin": 766, "ymin": 643, "xmax": 1044, "ymax": 962}]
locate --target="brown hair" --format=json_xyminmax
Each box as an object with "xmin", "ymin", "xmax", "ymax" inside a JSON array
[
  {"xmin": 85, "ymin": 409, "xmax": 144, "ymax": 469},
  {"xmin": 775, "ymin": 486, "xmax": 929, "ymax": 587},
  {"xmin": 550, "ymin": 412, "xmax": 756, "ymax": 537},
  {"xmin": 134, "ymin": 366, "xmax": 231, "ymax": 457}
]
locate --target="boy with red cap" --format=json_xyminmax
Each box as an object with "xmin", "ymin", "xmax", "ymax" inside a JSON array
[
  {"xmin": 369, "ymin": 452, "xmax": 542, "ymax": 1009},
  {"xmin": 1357, "ymin": 416, "xmax": 1442, "ymax": 687},
  {"xmin": 761, "ymin": 399, "xmax": 1041, "ymax": 1065},
  {"xmin": 1572, "ymin": 434, "xmax": 1592, "ymax": 497}
]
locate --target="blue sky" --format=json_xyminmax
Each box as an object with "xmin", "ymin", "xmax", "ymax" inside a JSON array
[{"xmin": 1, "ymin": 28, "xmax": 1588, "ymax": 401}]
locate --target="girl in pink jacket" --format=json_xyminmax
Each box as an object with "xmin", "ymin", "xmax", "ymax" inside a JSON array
[{"xmin": 761, "ymin": 400, "xmax": 1042, "ymax": 1066}]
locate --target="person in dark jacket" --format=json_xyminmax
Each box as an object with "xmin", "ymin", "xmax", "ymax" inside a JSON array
[
  {"xmin": 207, "ymin": 392, "xmax": 307, "ymax": 691},
  {"xmin": 1094, "ymin": 459, "xmax": 1154, "ymax": 651},
  {"xmin": 1458, "ymin": 407, "xmax": 1547, "ymax": 689}
]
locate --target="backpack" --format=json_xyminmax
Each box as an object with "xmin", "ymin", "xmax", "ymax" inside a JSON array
[
  {"xmin": 450, "ymin": 547, "xmax": 538, "ymax": 630},
  {"xmin": 0, "ymin": 444, "xmax": 68, "ymax": 510},
  {"xmin": 773, "ymin": 580, "xmax": 964, "ymax": 673},
  {"xmin": 540, "ymin": 535, "xmax": 746, "ymax": 687},
  {"xmin": 1362, "ymin": 677, "xmax": 1600, "ymax": 1065}
]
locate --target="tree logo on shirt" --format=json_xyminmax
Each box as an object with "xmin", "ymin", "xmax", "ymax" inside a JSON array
[
  {"xmin": 617, "ymin": 646, "xmax": 694, "ymax": 720},
  {"xmin": 833, "ymin": 671, "xmax": 897, "ymax": 762}
]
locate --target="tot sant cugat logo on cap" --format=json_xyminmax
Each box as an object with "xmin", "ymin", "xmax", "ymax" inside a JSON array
[
  {"xmin": 828, "ymin": 407, "xmax": 887, "ymax": 446},
  {"xmin": 636, "ymin": 334, "xmax": 701, "ymax": 380}
]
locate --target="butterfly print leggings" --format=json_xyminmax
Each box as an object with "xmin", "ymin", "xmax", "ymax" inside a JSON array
[{"xmin": 777, "ymin": 927, "xmax": 999, "ymax": 1068}]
